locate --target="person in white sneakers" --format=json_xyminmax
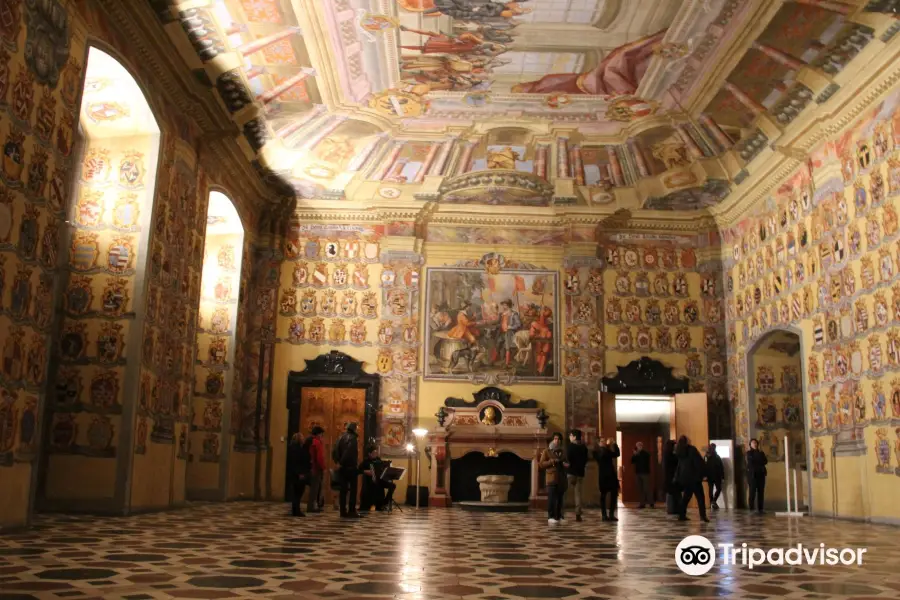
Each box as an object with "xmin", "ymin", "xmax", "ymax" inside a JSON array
[{"xmin": 539, "ymin": 432, "xmax": 569, "ymax": 524}]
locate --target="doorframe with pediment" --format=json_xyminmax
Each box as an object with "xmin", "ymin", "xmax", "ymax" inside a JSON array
[{"xmin": 284, "ymin": 351, "xmax": 380, "ymax": 501}]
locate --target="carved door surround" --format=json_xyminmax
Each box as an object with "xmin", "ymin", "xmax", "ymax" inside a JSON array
[{"xmin": 285, "ymin": 351, "xmax": 379, "ymax": 501}]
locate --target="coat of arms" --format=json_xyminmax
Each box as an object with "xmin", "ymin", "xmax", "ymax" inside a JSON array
[
  {"xmin": 31, "ymin": 86, "xmax": 56, "ymax": 145},
  {"xmin": 106, "ymin": 237, "xmax": 134, "ymax": 274},
  {"xmin": 279, "ymin": 288, "xmax": 297, "ymax": 315},
  {"xmin": 340, "ymin": 291, "xmax": 357, "ymax": 317},
  {"xmin": 97, "ymin": 322, "xmax": 124, "ymax": 363},
  {"xmin": 88, "ymin": 101, "xmax": 129, "ymax": 123},
  {"xmin": 361, "ymin": 291, "xmax": 378, "ymax": 319},
  {"xmin": 101, "ymin": 277, "xmax": 129, "ymax": 316},
  {"xmin": 308, "ymin": 317, "xmax": 325, "ymax": 343},
  {"xmin": 2, "ymin": 127, "xmax": 26, "ymax": 184},
  {"xmin": 350, "ymin": 319, "xmax": 367, "ymax": 345},
  {"xmin": 328, "ymin": 319, "xmax": 346, "ymax": 344},
  {"xmin": 118, "ymin": 151, "xmax": 145, "ymax": 188},
  {"xmin": 65, "ymin": 275, "xmax": 93, "ymax": 315},
  {"xmin": 288, "ymin": 317, "xmax": 305, "ymax": 343},
  {"xmin": 81, "ymin": 147, "xmax": 111, "ymax": 183}
]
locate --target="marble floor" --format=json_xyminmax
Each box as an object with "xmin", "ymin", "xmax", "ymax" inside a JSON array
[{"xmin": 1, "ymin": 503, "xmax": 899, "ymax": 600}]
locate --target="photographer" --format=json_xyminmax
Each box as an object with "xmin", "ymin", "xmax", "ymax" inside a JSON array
[{"xmin": 539, "ymin": 432, "xmax": 569, "ymax": 525}]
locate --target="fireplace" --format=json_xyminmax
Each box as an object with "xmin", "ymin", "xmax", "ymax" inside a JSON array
[
  {"xmin": 426, "ymin": 386, "xmax": 549, "ymax": 509},
  {"xmin": 450, "ymin": 451, "xmax": 532, "ymax": 503}
]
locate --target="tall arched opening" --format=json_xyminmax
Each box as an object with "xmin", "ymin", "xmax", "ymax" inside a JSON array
[
  {"xmin": 38, "ymin": 47, "xmax": 162, "ymax": 512},
  {"xmin": 187, "ymin": 191, "xmax": 245, "ymax": 500},
  {"xmin": 746, "ymin": 328, "xmax": 810, "ymax": 512}
]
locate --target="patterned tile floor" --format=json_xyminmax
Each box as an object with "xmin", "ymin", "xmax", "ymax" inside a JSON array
[{"xmin": 1, "ymin": 503, "xmax": 899, "ymax": 600}]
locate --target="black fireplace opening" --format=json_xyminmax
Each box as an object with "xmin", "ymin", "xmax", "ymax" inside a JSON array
[{"xmin": 449, "ymin": 451, "xmax": 531, "ymax": 503}]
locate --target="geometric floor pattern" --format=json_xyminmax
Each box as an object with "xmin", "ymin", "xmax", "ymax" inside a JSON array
[{"xmin": 2, "ymin": 502, "xmax": 899, "ymax": 599}]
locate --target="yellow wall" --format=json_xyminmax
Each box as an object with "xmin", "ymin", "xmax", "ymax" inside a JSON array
[
  {"xmin": 599, "ymin": 232, "xmax": 729, "ymax": 437},
  {"xmin": 726, "ymin": 87, "xmax": 900, "ymax": 522},
  {"xmin": 0, "ymin": 2, "xmax": 260, "ymax": 528}
]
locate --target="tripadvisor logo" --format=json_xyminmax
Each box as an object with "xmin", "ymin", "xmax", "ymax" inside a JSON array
[
  {"xmin": 675, "ymin": 536, "xmax": 868, "ymax": 575},
  {"xmin": 675, "ymin": 535, "xmax": 716, "ymax": 576}
]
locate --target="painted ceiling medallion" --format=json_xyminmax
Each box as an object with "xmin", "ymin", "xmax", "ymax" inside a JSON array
[
  {"xmin": 378, "ymin": 187, "xmax": 401, "ymax": 199},
  {"xmin": 368, "ymin": 89, "xmax": 426, "ymax": 118}
]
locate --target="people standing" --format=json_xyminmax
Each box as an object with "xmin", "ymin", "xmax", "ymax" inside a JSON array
[
  {"xmin": 303, "ymin": 426, "xmax": 325, "ymax": 513},
  {"xmin": 594, "ymin": 437, "xmax": 620, "ymax": 522},
  {"xmin": 539, "ymin": 432, "xmax": 569, "ymax": 525},
  {"xmin": 746, "ymin": 438, "xmax": 768, "ymax": 514},
  {"xmin": 674, "ymin": 435, "xmax": 709, "ymax": 522},
  {"xmin": 333, "ymin": 422, "xmax": 361, "ymax": 518},
  {"xmin": 631, "ymin": 441, "xmax": 654, "ymax": 508},
  {"xmin": 662, "ymin": 439, "xmax": 680, "ymax": 515},
  {"xmin": 705, "ymin": 443, "xmax": 725, "ymax": 511},
  {"xmin": 286, "ymin": 433, "xmax": 309, "ymax": 517},
  {"xmin": 566, "ymin": 429, "xmax": 588, "ymax": 522}
]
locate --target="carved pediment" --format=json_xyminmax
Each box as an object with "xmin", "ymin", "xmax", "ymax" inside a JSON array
[
  {"xmin": 298, "ymin": 350, "xmax": 364, "ymax": 377},
  {"xmin": 601, "ymin": 357, "xmax": 688, "ymax": 394},
  {"xmin": 444, "ymin": 387, "xmax": 539, "ymax": 409}
]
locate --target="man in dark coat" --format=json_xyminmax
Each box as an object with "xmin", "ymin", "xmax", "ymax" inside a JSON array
[
  {"xmin": 593, "ymin": 438, "xmax": 620, "ymax": 521},
  {"xmin": 333, "ymin": 422, "xmax": 361, "ymax": 518},
  {"xmin": 745, "ymin": 438, "xmax": 768, "ymax": 514},
  {"xmin": 705, "ymin": 443, "xmax": 725, "ymax": 510},
  {"xmin": 631, "ymin": 441, "xmax": 653, "ymax": 508},
  {"xmin": 662, "ymin": 439, "xmax": 679, "ymax": 514},
  {"xmin": 566, "ymin": 429, "xmax": 589, "ymax": 521},
  {"xmin": 674, "ymin": 436, "xmax": 709, "ymax": 522},
  {"xmin": 286, "ymin": 432, "xmax": 309, "ymax": 517}
]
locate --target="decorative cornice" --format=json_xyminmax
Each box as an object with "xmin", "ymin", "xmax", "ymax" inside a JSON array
[
  {"xmin": 97, "ymin": 0, "xmax": 289, "ymax": 216},
  {"xmin": 713, "ymin": 38, "xmax": 900, "ymax": 227}
]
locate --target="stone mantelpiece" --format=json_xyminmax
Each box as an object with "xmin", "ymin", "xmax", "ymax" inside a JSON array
[{"xmin": 427, "ymin": 387, "xmax": 549, "ymax": 508}]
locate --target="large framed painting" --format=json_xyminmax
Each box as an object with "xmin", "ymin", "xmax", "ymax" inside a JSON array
[{"xmin": 424, "ymin": 255, "xmax": 559, "ymax": 384}]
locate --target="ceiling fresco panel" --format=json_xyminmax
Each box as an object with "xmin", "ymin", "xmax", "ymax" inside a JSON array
[
  {"xmin": 756, "ymin": 3, "xmax": 842, "ymax": 62},
  {"xmin": 144, "ymin": 0, "xmax": 900, "ymax": 212},
  {"xmin": 238, "ymin": 0, "xmax": 285, "ymax": 24}
]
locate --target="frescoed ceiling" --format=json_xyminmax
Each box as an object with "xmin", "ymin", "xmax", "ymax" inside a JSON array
[{"xmin": 147, "ymin": 0, "xmax": 900, "ymax": 213}]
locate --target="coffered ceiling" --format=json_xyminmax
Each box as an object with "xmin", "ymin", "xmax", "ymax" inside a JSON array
[{"xmin": 147, "ymin": 0, "xmax": 900, "ymax": 213}]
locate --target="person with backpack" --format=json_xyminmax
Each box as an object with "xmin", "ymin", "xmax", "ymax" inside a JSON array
[
  {"xmin": 333, "ymin": 422, "xmax": 361, "ymax": 518},
  {"xmin": 287, "ymin": 432, "xmax": 309, "ymax": 517},
  {"xmin": 304, "ymin": 426, "xmax": 326, "ymax": 513}
]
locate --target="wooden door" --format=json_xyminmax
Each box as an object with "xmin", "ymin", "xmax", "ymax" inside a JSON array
[
  {"xmin": 299, "ymin": 387, "xmax": 366, "ymax": 505},
  {"xmin": 673, "ymin": 393, "xmax": 709, "ymax": 508},
  {"xmin": 598, "ymin": 392, "xmax": 617, "ymax": 442}
]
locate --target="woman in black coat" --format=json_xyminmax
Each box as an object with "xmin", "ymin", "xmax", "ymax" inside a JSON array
[
  {"xmin": 745, "ymin": 438, "xmax": 768, "ymax": 514},
  {"xmin": 593, "ymin": 438, "xmax": 620, "ymax": 522},
  {"xmin": 674, "ymin": 435, "xmax": 709, "ymax": 522},
  {"xmin": 662, "ymin": 439, "xmax": 680, "ymax": 514}
]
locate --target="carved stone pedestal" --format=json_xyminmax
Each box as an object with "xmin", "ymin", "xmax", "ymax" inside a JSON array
[{"xmin": 477, "ymin": 475, "xmax": 514, "ymax": 503}]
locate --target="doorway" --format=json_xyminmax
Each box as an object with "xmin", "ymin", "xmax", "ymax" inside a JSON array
[
  {"xmin": 600, "ymin": 358, "xmax": 710, "ymax": 508},
  {"xmin": 747, "ymin": 329, "xmax": 808, "ymax": 512},
  {"xmin": 285, "ymin": 352, "xmax": 379, "ymax": 505},
  {"xmin": 615, "ymin": 396, "xmax": 671, "ymax": 505}
]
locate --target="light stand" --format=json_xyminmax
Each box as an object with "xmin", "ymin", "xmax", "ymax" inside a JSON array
[{"xmin": 413, "ymin": 428, "xmax": 428, "ymax": 509}]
